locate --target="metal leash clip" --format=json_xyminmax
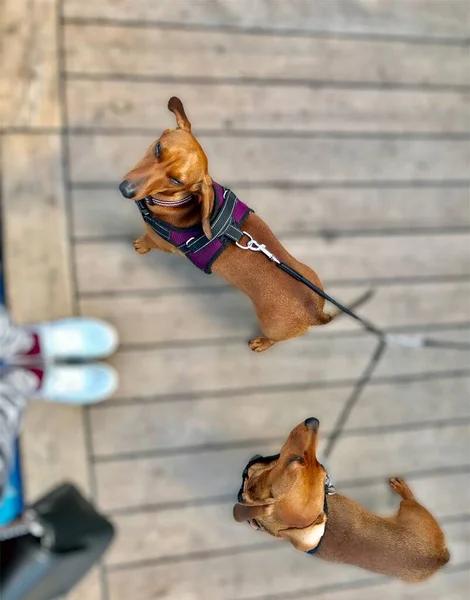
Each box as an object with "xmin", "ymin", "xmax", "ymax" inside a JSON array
[{"xmin": 236, "ymin": 232, "xmax": 280, "ymax": 264}]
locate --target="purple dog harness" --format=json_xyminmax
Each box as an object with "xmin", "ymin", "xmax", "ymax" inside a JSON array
[{"xmin": 136, "ymin": 182, "xmax": 253, "ymax": 274}]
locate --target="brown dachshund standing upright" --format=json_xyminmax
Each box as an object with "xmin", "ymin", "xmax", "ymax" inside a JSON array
[
  {"xmin": 234, "ymin": 419, "xmax": 450, "ymax": 582},
  {"xmin": 120, "ymin": 98, "xmax": 369, "ymax": 352}
]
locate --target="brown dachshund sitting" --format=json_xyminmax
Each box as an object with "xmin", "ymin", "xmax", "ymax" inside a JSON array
[
  {"xmin": 119, "ymin": 97, "xmax": 369, "ymax": 352},
  {"xmin": 234, "ymin": 418, "xmax": 450, "ymax": 582}
]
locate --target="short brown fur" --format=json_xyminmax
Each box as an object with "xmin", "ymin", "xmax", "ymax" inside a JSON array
[
  {"xmin": 234, "ymin": 419, "xmax": 450, "ymax": 582},
  {"xmin": 122, "ymin": 97, "xmax": 369, "ymax": 352}
]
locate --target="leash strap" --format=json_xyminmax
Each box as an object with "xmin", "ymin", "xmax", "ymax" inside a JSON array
[
  {"xmin": 277, "ymin": 262, "xmax": 382, "ymax": 337},
  {"xmin": 235, "ymin": 232, "xmax": 382, "ymax": 337}
]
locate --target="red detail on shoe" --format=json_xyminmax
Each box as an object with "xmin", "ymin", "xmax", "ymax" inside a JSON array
[
  {"xmin": 28, "ymin": 368, "xmax": 44, "ymax": 390},
  {"xmin": 24, "ymin": 333, "xmax": 40, "ymax": 356}
]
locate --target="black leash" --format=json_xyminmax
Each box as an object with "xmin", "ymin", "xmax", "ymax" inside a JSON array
[
  {"xmin": 277, "ymin": 262, "xmax": 383, "ymax": 337},
  {"xmin": 235, "ymin": 232, "xmax": 470, "ymax": 352}
]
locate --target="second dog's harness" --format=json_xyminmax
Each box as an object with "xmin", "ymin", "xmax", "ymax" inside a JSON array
[
  {"xmin": 136, "ymin": 181, "xmax": 252, "ymax": 274},
  {"xmin": 237, "ymin": 453, "xmax": 336, "ymax": 555}
]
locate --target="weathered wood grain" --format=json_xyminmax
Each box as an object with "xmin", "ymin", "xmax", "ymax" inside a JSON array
[
  {"xmin": 67, "ymin": 80, "xmax": 470, "ymax": 132},
  {"xmin": 101, "ymin": 329, "xmax": 467, "ymax": 404},
  {"xmin": 0, "ymin": 0, "xmax": 60, "ymax": 128},
  {"xmin": 64, "ymin": 24, "xmax": 470, "ymax": 85},
  {"xmin": 63, "ymin": 0, "xmax": 470, "ymax": 39},
  {"xmin": 91, "ymin": 386, "xmax": 354, "ymax": 457},
  {"xmin": 107, "ymin": 334, "xmax": 376, "ymax": 400},
  {"xmin": 324, "ymin": 569, "xmax": 470, "ymax": 600},
  {"xmin": 90, "ymin": 376, "xmax": 470, "ymax": 457},
  {"xmin": 2, "ymin": 135, "xmax": 73, "ymax": 321}
]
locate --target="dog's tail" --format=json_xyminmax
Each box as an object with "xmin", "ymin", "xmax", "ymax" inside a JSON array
[{"xmin": 325, "ymin": 288, "xmax": 375, "ymax": 323}]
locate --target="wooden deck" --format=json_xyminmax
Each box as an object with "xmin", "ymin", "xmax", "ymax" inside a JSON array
[{"xmin": 2, "ymin": 1, "xmax": 470, "ymax": 598}]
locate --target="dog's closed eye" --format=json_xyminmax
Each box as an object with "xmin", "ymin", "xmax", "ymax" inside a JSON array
[
  {"xmin": 155, "ymin": 142, "xmax": 162, "ymax": 158},
  {"xmin": 169, "ymin": 176, "xmax": 183, "ymax": 186}
]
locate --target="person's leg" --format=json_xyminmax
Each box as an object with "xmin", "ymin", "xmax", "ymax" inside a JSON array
[
  {"xmin": 0, "ymin": 305, "xmax": 35, "ymax": 359},
  {"xmin": 0, "ymin": 363, "xmax": 118, "ymax": 500},
  {"xmin": 0, "ymin": 369, "xmax": 38, "ymax": 497}
]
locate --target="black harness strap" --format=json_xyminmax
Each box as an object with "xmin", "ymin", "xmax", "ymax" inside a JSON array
[
  {"xmin": 136, "ymin": 200, "xmax": 172, "ymax": 241},
  {"xmin": 136, "ymin": 189, "xmax": 246, "ymax": 254},
  {"xmin": 182, "ymin": 189, "xmax": 244, "ymax": 254}
]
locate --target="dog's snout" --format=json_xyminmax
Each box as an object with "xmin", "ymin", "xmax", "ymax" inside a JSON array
[
  {"xmin": 304, "ymin": 417, "xmax": 320, "ymax": 430},
  {"xmin": 119, "ymin": 180, "xmax": 137, "ymax": 199}
]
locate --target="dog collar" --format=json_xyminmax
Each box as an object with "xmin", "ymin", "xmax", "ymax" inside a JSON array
[
  {"xmin": 145, "ymin": 194, "xmax": 193, "ymax": 207},
  {"xmin": 237, "ymin": 453, "xmax": 336, "ymax": 553}
]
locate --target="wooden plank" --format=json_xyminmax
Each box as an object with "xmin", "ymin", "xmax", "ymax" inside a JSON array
[
  {"xmin": 64, "ymin": 25, "xmax": 470, "ymax": 85},
  {"xmin": 100, "ymin": 327, "xmax": 466, "ymax": 403},
  {"xmin": 105, "ymin": 522, "xmax": 469, "ymax": 600},
  {"xmin": 2, "ymin": 135, "xmax": 73, "ymax": 321},
  {"xmin": 108, "ymin": 333, "xmax": 377, "ymax": 400},
  {"xmin": 373, "ymin": 328, "xmax": 470, "ymax": 381},
  {"xmin": 69, "ymin": 135, "xmax": 470, "ymax": 183},
  {"xmin": 72, "ymin": 187, "xmax": 470, "ymax": 240},
  {"xmin": 330, "ymin": 421, "xmax": 470, "ymax": 483},
  {"xmin": 105, "ymin": 471, "xmax": 470, "ymax": 566},
  {"xmin": 2, "ymin": 134, "xmax": 90, "ymax": 500},
  {"xmin": 75, "ymin": 234, "xmax": 470, "ymax": 294},
  {"xmin": 79, "ymin": 281, "xmax": 470, "ymax": 345},
  {"xmin": 91, "ymin": 386, "xmax": 354, "ymax": 457},
  {"xmin": 63, "ymin": 0, "xmax": 470, "ymax": 38},
  {"xmin": 107, "ymin": 544, "xmax": 377, "ymax": 600},
  {"xmin": 94, "ymin": 419, "xmax": 470, "ymax": 510},
  {"xmin": 346, "ymin": 375, "xmax": 470, "ymax": 430},
  {"xmin": 0, "ymin": 0, "xmax": 60, "ymax": 128},
  {"xmin": 91, "ymin": 376, "xmax": 470, "ymax": 458},
  {"xmin": 67, "ymin": 80, "xmax": 470, "ymax": 132},
  {"xmin": 324, "ymin": 569, "xmax": 470, "ymax": 600}
]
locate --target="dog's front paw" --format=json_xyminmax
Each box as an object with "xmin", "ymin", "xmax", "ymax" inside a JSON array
[
  {"xmin": 390, "ymin": 476, "xmax": 414, "ymax": 500},
  {"xmin": 134, "ymin": 238, "xmax": 151, "ymax": 254}
]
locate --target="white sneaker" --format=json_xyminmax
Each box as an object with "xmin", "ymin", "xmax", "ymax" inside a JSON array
[
  {"xmin": 34, "ymin": 364, "xmax": 119, "ymax": 404},
  {"xmin": 27, "ymin": 318, "xmax": 118, "ymax": 361}
]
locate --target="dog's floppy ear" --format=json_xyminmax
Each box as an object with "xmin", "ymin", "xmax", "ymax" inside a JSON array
[
  {"xmin": 233, "ymin": 503, "xmax": 273, "ymax": 523},
  {"xmin": 195, "ymin": 174, "xmax": 214, "ymax": 239},
  {"xmin": 168, "ymin": 97, "xmax": 192, "ymax": 132}
]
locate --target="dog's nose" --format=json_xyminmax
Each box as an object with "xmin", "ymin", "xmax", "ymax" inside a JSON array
[
  {"xmin": 119, "ymin": 180, "xmax": 136, "ymax": 199},
  {"xmin": 304, "ymin": 417, "xmax": 320, "ymax": 430}
]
